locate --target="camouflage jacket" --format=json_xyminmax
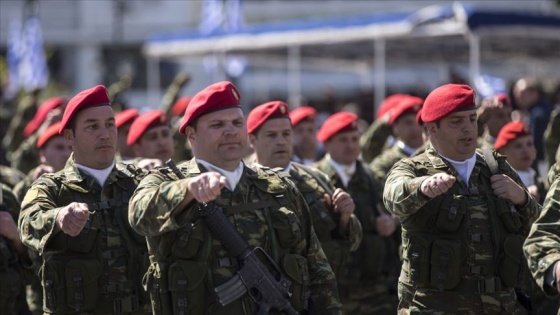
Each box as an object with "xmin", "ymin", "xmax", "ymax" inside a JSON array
[
  {"xmin": 384, "ymin": 146, "xmax": 540, "ymax": 293},
  {"xmin": 18, "ymin": 156, "xmax": 149, "ymax": 314},
  {"xmin": 360, "ymin": 119, "xmax": 393, "ymax": 164},
  {"xmin": 369, "ymin": 144, "xmax": 409, "ymax": 201},
  {"xmin": 128, "ymin": 158, "xmax": 342, "ymax": 315},
  {"xmin": 524, "ymin": 170, "xmax": 560, "ymax": 296},
  {"xmin": 0, "ymin": 165, "xmax": 25, "ymax": 190},
  {"xmin": 313, "ymin": 157, "xmax": 400, "ymax": 288},
  {"xmin": 288, "ymin": 162, "xmax": 362, "ymax": 280}
]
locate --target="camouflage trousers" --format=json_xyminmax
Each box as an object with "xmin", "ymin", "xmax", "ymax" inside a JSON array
[
  {"xmin": 397, "ymin": 282, "xmax": 529, "ymax": 315},
  {"xmin": 340, "ymin": 282, "xmax": 398, "ymax": 315}
]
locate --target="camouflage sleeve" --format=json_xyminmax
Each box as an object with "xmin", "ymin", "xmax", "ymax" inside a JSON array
[
  {"xmin": 18, "ymin": 176, "xmax": 64, "ymax": 254},
  {"xmin": 128, "ymin": 169, "xmax": 197, "ymax": 236},
  {"xmin": 382, "ymin": 159, "xmax": 431, "ymax": 219},
  {"xmin": 544, "ymin": 108, "xmax": 560, "ymax": 170},
  {"xmin": 347, "ymin": 214, "xmax": 362, "ymax": 252},
  {"xmin": 523, "ymin": 176, "xmax": 560, "ymax": 296},
  {"xmin": 360, "ymin": 119, "xmax": 392, "ymax": 164}
]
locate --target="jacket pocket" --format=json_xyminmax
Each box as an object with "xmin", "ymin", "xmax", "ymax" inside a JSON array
[
  {"xmin": 429, "ymin": 239, "xmax": 464, "ymax": 290},
  {"xmin": 42, "ymin": 260, "xmax": 67, "ymax": 313},
  {"xmin": 144, "ymin": 262, "xmax": 172, "ymax": 315},
  {"xmin": 308, "ymin": 200, "xmax": 337, "ymax": 241},
  {"xmin": 435, "ymin": 195, "xmax": 466, "ymax": 233},
  {"xmin": 172, "ymin": 222, "xmax": 205, "ymax": 260},
  {"xmin": 499, "ymin": 235, "xmax": 524, "ymax": 287},
  {"xmin": 64, "ymin": 259, "xmax": 102, "ymax": 311},
  {"xmin": 404, "ymin": 236, "xmax": 431, "ymax": 286},
  {"xmin": 281, "ymin": 253, "xmax": 309, "ymax": 312},
  {"xmin": 272, "ymin": 207, "xmax": 304, "ymax": 249},
  {"xmin": 494, "ymin": 198, "xmax": 523, "ymax": 233},
  {"xmin": 168, "ymin": 260, "xmax": 206, "ymax": 315}
]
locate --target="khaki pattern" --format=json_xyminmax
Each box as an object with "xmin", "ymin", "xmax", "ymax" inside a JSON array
[
  {"xmin": 128, "ymin": 159, "xmax": 342, "ymax": 315},
  {"xmin": 360, "ymin": 119, "xmax": 393, "ymax": 164}
]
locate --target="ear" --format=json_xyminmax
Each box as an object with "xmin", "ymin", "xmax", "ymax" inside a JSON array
[
  {"xmin": 63, "ymin": 129, "xmax": 75, "ymax": 145},
  {"xmin": 248, "ymin": 133, "xmax": 257, "ymax": 148},
  {"xmin": 426, "ymin": 122, "xmax": 437, "ymax": 136},
  {"xmin": 186, "ymin": 126, "xmax": 196, "ymax": 142}
]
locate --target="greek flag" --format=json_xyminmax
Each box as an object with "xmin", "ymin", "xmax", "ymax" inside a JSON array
[
  {"xmin": 6, "ymin": 20, "xmax": 23, "ymax": 98},
  {"xmin": 199, "ymin": 0, "xmax": 224, "ymax": 35},
  {"xmin": 19, "ymin": 15, "xmax": 49, "ymax": 91},
  {"xmin": 225, "ymin": 0, "xmax": 243, "ymax": 32},
  {"xmin": 474, "ymin": 74, "xmax": 506, "ymax": 100}
]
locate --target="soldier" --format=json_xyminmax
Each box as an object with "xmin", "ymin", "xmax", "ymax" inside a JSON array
[
  {"xmin": 370, "ymin": 95, "xmax": 424, "ymax": 198},
  {"xmin": 384, "ymin": 83, "xmax": 540, "ymax": 314},
  {"xmin": 127, "ymin": 110, "xmax": 174, "ymax": 166},
  {"xmin": 169, "ymin": 96, "xmax": 194, "ymax": 163},
  {"xmin": 523, "ymin": 164, "xmax": 560, "ymax": 313},
  {"xmin": 18, "ymin": 85, "xmax": 150, "ymax": 315},
  {"xmin": 1, "ymin": 182, "xmax": 32, "ymax": 315},
  {"xmin": 0, "ymin": 165, "xmax": 25, "ymax": 190},
  {"xmin": 115, "ymin": 108, "xmax": 139, "ymax": 162},
  {"xmin": 289, "ymin": 106, "xmax": 320, "ymax": 165},
  {"xmin": 246, "ymin": 100, "xmax": 362, "ymax": 281},
  {"xmin": 313, "ymin": 111, "xmax": 399, "ymax": 314},
  {"xmin": 495, "ymin": 121, "xmax": 547, "ymax": 204},
  {"xmin": 477, "ymin": 93, "xmax": 512, "ymax": 150},
  {"xmin": 128, "ymin": 81, "xmax": 342, "ymax": 315}
]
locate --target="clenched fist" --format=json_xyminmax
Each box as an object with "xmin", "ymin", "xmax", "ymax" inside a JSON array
[
  {"xmin": 56, "ymin": 202, "xmax": 90, "ymax": 236},
  {"xmin": 187, "ymin": 172, "xmax": 228, "ymax": 203},
  {"xmin": 420, "ymin": 173, "xmax": 456, "ymax": 198}
]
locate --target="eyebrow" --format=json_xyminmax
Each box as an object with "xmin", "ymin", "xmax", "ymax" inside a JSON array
[{"xmin": 84, "ymin": 117, "xmax": 115, "ymax": 123}]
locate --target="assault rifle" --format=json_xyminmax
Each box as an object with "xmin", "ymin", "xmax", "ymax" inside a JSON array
[{"xmin": 165, "ymin": 159, "xmax": 298, "ymax": 315}]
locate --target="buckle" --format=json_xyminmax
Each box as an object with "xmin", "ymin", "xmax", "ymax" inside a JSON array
[
  {"xmin": 113, "ymin": 295, "xmax": 139, "ymax": 314},
  {"xmin": 477, "ymin": 277, "xmax": 501, "ymax": 293}
]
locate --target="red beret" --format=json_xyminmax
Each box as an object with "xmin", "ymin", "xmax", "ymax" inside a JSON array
[
  {"xmin": 389, "ymin": 96, "xmax": 424, "ymax": 125},
  {"xmin": 317, "ymin": 112, "xmax": 359, "ymax": 142},
  {"xmin": 421, "ymin": 84, "xmax": 476, "ymax": 123},
  {"xmin": 247, "ymin": 101, "xmax": 290, "ymax": 134},
  {"xmin": 494, "ymin": 121, "xmax": 532, "ymax": 150},
  {"xmin": 171, "ymin": 96, "xmax": 192, "ymax": 117},
  {"xmin": 416, "ymin": 109, "xmax": 424, "ymax": 126},
  {"xmin": 24, "ymin": 96, "xmax": 67, "ymax": 137},
  {"xmin": 115, "ymin": 109, "xmax": 139, "ymax": 129},
  {"xmin": 127, "ymin": 110, "xmax": 169, "ymax": 145},
  {"xmin": 179, "ymin": 81, "xmax": 241, "ymax": 134},
  {"xmin": 289, "ymin": 106, "xmax": 317, "ymax": 126},
  {"xmin": 37, "ymin": 122, "xmax": 63, "ymax": 149},
  {"xmin": 377, "ymin": 94, "xmax": 406, "ymax": 119},
  {"xmin": 59, "ymin": 85, "xmax": 111, "ymax": 133},
  {"xmin": 496, "ymin": 93, "xmax": 511, "ymax": 107}
]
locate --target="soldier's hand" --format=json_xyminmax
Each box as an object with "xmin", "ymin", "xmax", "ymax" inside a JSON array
[
  {"xmin": 137, "ymin": 158, "xmax": 163, "ymax": 171},
  {"xmin": 33, "ymin": 164, "xmax": 54, "ymax": 180},
  {"xmin": 56, "ymin": 202, "xmax": 90, "ymax": 237},
  {"xmin": 490, "ymin": 174, "xmax": 527, "ymax": 205},
  {"xmin": 420, "ymin": 173, "xmax": 456, "ymax": 198},
  {"xmin": 187, "ymin": 172, "xmax": 227, "ymax": 203},
  {"xmin": 375, "ymin": 213, "xmax": 398, "ymax": 236},
  {"xmin": 330, "ymin": 188, "xmax": 355, "ymax": 231},
  {"xmin": 0, "ymin": 211, "xmax": 19, "ymax": 242},
  {"xmin": 527, "ymin": 184, "xmax": 540, "ymax": 202}
]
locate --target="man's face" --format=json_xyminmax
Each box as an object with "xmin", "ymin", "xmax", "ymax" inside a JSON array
[
  {"xmin": 428, "ymin": 109, "xmax": 478, "ymax": 161},
  {"xmin": 186, "ymin": 107, "xmax": 247, "ymax": 170},
  {"xmin": 393, "ymin": 113, "xmax": 424, "ymax": 149},
  {"xmin": 40, "ymin": 136, "xmax": 72, "ymax": 172},
  {"xmin": 324, "ymin": 130, "xmax": 361, "ymax": 165},
  {"xmin": 117, "ymin": 123, "xmax": 136, "ymax": 159},
  {"xmin": 133, "ymin": 125, "xmax": 175, "ymax": 162},
  {"xmin": 499, "ymin": 135, "xmax": 536, "ymax": 171},
  {"xmin": 486, "ymin": 106, "xmax": 512, "ymax": 137},
  {"xmin": 64, "ymin": 106, "xmax": 117, "ymax": 169},
  {"xmin": 249, "ymin": 118, "xmax": 293, "ymax": 169},
  {"xmin": 292, "ymin": 120, "xmax": 317, "ymax": 157}
]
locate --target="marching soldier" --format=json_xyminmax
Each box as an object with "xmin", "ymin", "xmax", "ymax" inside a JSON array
[
  {"xmin": 128, "ymin": 81, "xmax": 342, "ymax": 314},
  {"xmin": 384, "ymin": 84, "xmax": 540, "ymax": 314},
  {"xmin": 19, "ymin": 85, "xmax": 150, "ymax": 314},
  {"xmin": 127, "ymin": 110, "xmax": 175, "ymax": 166}
]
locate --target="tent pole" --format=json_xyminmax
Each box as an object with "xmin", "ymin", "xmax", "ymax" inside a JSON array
[
  {"xmin": 373, "ymin": 38, "xmax": 386, "ymax": 118},
  {"xmin": 147, "ymin": 56, "xmax": 161, "ymax": 107},
  {"xmin": 469, "ymin": 33, "xmax": 480, "ymax": 86},
  {"xmin": 288, "ymin": 45, "xmax": 302, "ymax": 108}
]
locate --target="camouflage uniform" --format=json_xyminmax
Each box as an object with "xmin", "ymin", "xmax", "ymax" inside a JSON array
[
  {"xmin": 384, "ymin": 146, "xmax": 540, "ymax": 314},
  {"xmin": 18, "ymin": 156, "xmax": 150, "ymax": 314},
  {"xmin": 9, "ymin": 132, "xmax": 41, "ymax": 175},
  {"xmin": 523, "ymin": 168, "xmax": 560, "ymax": 314},
  {"xmin": 128, "ymin": 159, "xmax": 342, "ymax": 315},
  {"xmin": 288, "ymin": 162, "xmax": 362, "ymax": 281},
  {"xmin": 370, "ymin": 144, "xmax": 409, "ymax": 200},
  {"xmin": 314, "ymin": 157, "xmax": 400, "ymax": 314},
  {"xmin": 360, "ymin": 119, "xmax": 393, "ymax": 164},
  {"xmin": 544, "ymin": 107, "xmax": 560, "ymax": 170},
  {"xmin": 0, "ymin": 165, "xmax": 25, "ymax": 190},
  {"xmin": 1, "ymin": 183, "xmax": 31, "ymax": 315},
  {"xmin": 2, "ymin": 93, "xmax": 40, "ymax": 159}
]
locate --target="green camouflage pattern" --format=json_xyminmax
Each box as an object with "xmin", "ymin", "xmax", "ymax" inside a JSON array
[
  {"xmin": 360, "ymin": 119, "xmax": 393, "ymax": 164},
  {"xmin": 369, "ymin": 144, "xmax": 408, "ymax": 201},
  {"xmin": 18, "ymin": 156, "xmax": 150, "ymax": 314},
  {"xmin": 9, "ymin": 132, "xmax": 41, "ymax": 175},
  {"xmin": 128, "ymin": 158, "xmax": 342, "ymax": 315},
  {"xmin": 544, "ymin": 108, "xmax": 560, "ymax": 170},
  {"xmin": 2, "ymin": 93, "xmax": 39, "ymax": 159},
  {"xmin": 0, "ymin": 165, "xmax": 25, "ymax": 190},
  {"xmin": 288, "ymin": 162, "xmax": 362, "ymax": 280},
  {"xmin": 384, "ymin": 146, "xmax": 540, "ymax": 314},
  {"xmin": 313, "ymin": 157, "xmax": 399, "ymax": 315}
]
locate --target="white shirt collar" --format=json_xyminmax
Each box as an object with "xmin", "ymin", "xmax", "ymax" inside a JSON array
[
  {"xmin": 75, "ymin": 160, "xmax": 115, "ymax": 187},
  {"xmin": 196, "ymin": 159, "xmax": 244, "ymax": 191},
  {"xmin": 396, "ymin": 140, "xmax": 418, "ymax": 157},
  {"xmin": 327, "ymin": 154, "xmax": 356, "ymax": 187},
  {"xmin": 439, "ymin": 153, "xmax": 476, "ymax": 185}
]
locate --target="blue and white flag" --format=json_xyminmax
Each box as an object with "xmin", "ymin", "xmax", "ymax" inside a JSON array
[
  {"xmin": 6, "ymin": 20, "xmax": 23, "ymax": 98},
  {"xmin": 199, "ymin": 0, "xmax": 224, "ymax": 35},
  {"xmin": 474, "ymin": 74, "xmax": 506, "ymax": 100},
  {"xmin": 225, "ymin": 0, "xmax": 243, "ymax": 32},
  {"xmin": 20, "ymin": 15, "xmax": 49, "ymax": 91}
]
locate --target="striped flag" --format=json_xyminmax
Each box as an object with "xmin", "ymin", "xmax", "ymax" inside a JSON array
[
  {"xmin": 19, "ymin": 15, "xmax": 49, "ymax": 91},
  {"xmin": 199, "ymin": 0, "xmax": 224, "ymax": 35},
  {"xmin": 5, "ymin": 20, "xmax": 23, "ymax": 98},
  {"xmin": 474, "ymin": 74, "xmax": 506, "ymax": 100}
]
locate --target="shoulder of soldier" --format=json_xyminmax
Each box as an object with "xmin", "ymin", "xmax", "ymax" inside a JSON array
[
  {"xmin": 1, "ymin": 183, "xmax": 20, "ymax": 216},
  {"xmin": 247, "ymin": 164, "xmax": 297, "ymax": 194},
  {"xmin": 476, "ymin": 148, "xmax": 518, "ymax": 178}
]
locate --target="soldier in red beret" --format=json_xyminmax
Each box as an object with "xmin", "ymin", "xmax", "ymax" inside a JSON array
[
  {"xmin": 115, "ymin": 108, "xmax": 139, "ymax": 161},
  {"xmin": 247, "ymin": 101, "xmax": 361, "ymax": 286},
  {"xmin": 477, "ymin": 93, "xmax": 513, "ymax": 150},
  {"xmin": 127, "ymin": 110, "xmax": 174, "ymax": 167},
  {"xmin": 19, "ymin": 85, "xmax": 151, "ymax": 315},
  {"xmin": 129, "ymin": 81, "xmax": 343, "ymax": 314},
  {"xmin": 384, "ymin": 83, "xmax": 539, "ymax": 314},
  {"xmin": 313, "ymin": 111, "xmax": 399, "ymax": 315},
  {"xmin": 289, "ymin": 106, "xmax": 320, "ymax": 165}
]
